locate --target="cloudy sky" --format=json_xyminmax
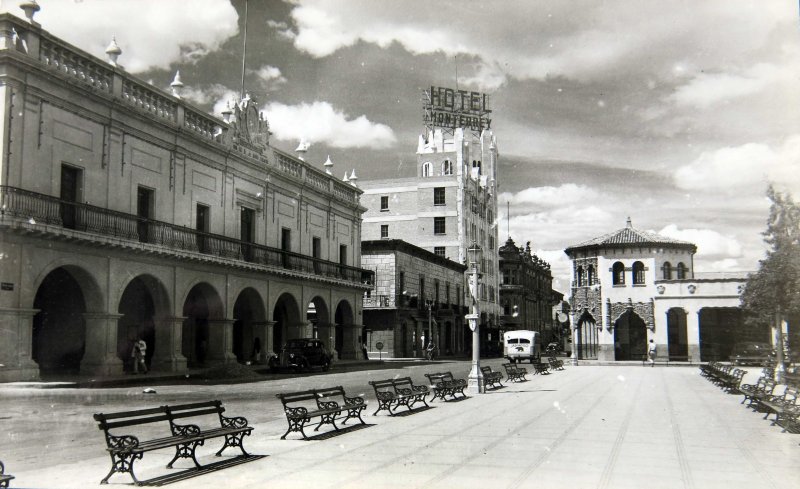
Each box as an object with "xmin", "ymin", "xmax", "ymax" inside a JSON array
[{"xmin": 8, "ymin": 0, "xmax": 798, "ymax": 291}]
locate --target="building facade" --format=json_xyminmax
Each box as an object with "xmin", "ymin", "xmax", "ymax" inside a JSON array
[
  {"xmin": 0, "ymin": 12, "xmax": 371, "ymax": 381},
  {"xmin": 564, "ymin": 218, "xmax": 764, "ymax": 363},
  {"xmin": 359, "ymin": 128, "xmax": 501, "ymax": 353},
  {"xmin": 361, "ymin": 239, "xmax": 466, "ymax": 358},
  {"xmin": 498, "ymin": 237, "xmax": 561, "ymax": 346}
]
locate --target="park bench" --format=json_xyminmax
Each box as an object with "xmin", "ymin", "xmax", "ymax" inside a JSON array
[
  {"xmin": 502, "ymin": 363, "xmax": 528, "ymax": 382},
  {"xmin": 276, "ymin": 386, "xmax": 366, "ymax": 440},
  {"xmin": 532, "ymin": 361, "xmax": 550, "ymax": 375},
  {"xmin": 741, "ymin": 376, "xmax": 777, "ymax": 407},
  {"xmin": 548, "ymin": 357, "xmax": 565, "ymax": 370},
  {"xmin": 0, "ymin": 460, "xmax": 13, "ymax": 489},
  {"xmin": 425, "ymin": 372, "xmax": 467, "ymax": 401},
  {"xmin": 480, "ymin": 366, "xmax": 504, "ymax": 389},
  {"xmin": 369, "ymin": 377, "xmax": 429, "ymax": 415},
  {"xmin": 760, "ymin": 385, "xmax": 800, "ymax": 431},
  {"xmin": 721, "ymin": 368, "xmax": 746, "ymax": 393},
  {"xmin": 93, "ymin": 400, "xmax": 253, "ymax": 485}
]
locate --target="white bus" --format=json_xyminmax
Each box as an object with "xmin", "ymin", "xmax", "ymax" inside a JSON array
[{"xmin": 503, "ymin": 330, "xmax": 541, "ymax": 364}]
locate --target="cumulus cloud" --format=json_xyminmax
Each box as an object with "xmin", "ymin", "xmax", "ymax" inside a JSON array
[
  {"xmin": 669, "ymin": 63, "xmax": 785, "ymax": 109},
  {"xmin": 264, "ymin": 101, "xmax": 396, "ymax": 149},
  {"xmin": 250, "ymin": 65, "xmax": 287, "ymax": 90},
  {"xmin": 673, "ymin": 136, "xmax": 800, "ymax": 194},
  {"xmin": 500, "ymin": 184, "xmax": 600, "ymax": 209},
  {"xmin": 658, "ymin": 224, "xmax": 743, "ymax": 258},
  {"xmin": 3, "ymin": 0, "xmax": 239, "ymax": 73}
]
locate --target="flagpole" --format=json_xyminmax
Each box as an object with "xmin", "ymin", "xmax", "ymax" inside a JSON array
[{"xmin": 240, "ymin": 0, "xmax": 249, "ymax": 99}]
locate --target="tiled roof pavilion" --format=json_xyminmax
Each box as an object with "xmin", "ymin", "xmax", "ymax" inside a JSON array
[{"xmin": 565, "ymin": 217, "xmax": 697, "ymax": 255}]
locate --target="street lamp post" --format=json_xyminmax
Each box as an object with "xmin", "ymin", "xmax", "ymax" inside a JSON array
[{"xmin": 466, "ymin": 241, "xmax": 484, "ymax": 394}]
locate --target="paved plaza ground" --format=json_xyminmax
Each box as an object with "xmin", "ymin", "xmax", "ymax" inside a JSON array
[{"xmin": 1, "ymin": 360, "xmax": 798, "ymax": 489}]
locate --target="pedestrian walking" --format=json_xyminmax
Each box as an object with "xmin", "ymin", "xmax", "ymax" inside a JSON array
[
  {"xmin": 647, "ymin": 339, "xmax": 657, "ymax": 367},
  {"xmin": 361, "ymin": 342, "xmax": 369, "ymax": 360},
  {"xmin": 132, "ymin": 337, "xmax": 147, "ymax": 374}
]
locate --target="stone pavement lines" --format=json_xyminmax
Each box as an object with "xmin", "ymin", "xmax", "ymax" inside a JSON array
[
  {"xmin": 596, "ymin": 373, "xmax": 645, "ymax": 489},
  {"xmin": 690, "ymin": 375, "xmax": 789, "ymax": 489},
  {"xmin": 660, "ymin": 365, "xmax": 696, "ymax": 489},
  {"xmin": 329, "ymin": 370, "xmax": 602, "ymax": 489},
  {"xmin": 486, "ymin": 369, "xmax": 636, "ymax": 489}
]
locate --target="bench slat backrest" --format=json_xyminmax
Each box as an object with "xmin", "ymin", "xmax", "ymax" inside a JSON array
[
  {"xmin": 94, "ymin": 407, "xmax": 169, "ymax": 431},
  {"xmin": 392, "ymin": 377, "xmax": 414, "ymax": 391},
  {"xmin": 425, "ymin": 373, "xmax": 447, "ymax": 384},
  {"xmin": 369, "ymin": 379, "xmax": 395, "ymax": 392},
  {"xmin": 276, "ymin": 390, "xmax": 319, "ymax": 405},
  {"xmin": 315, "ymin": 386, "xmax": 347, "ymax": 399}
]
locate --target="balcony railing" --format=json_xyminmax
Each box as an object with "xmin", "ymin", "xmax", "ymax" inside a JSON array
[
  {"xmin": 0, "ymin": 186, "xmax": 372, "ymax": 285},
  {"xmin": 363, "ymin": 295, "xmax": 393, "ymax": 308}
]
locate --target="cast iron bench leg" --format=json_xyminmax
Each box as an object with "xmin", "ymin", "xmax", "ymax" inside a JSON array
[
  {"xmin": 167, "ymin": 439, "xmax": 203, "ymax": 469},
  {"xmin": 101, "ymin": 451, "xmax": 143, "ymax": 485},
  {"xmin": 216, "ymin": 431, "xmax": 250, "ymax": 457}
]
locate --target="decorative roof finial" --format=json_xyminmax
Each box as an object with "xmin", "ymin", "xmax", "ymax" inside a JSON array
[
  {"xmin": 349, "ymin": 168, "xmax": 358, "ymax": 187},
  {"xmin": 323, "ymin": 155, "xmax": 334, "ymax": 175},
  {"xmin": 626, "ymin": 216, "xmax": 632, "ymax": 228},
  {"xmin": 342, "ymin": 170, "xmax": 350, "ymax": 182},
  {"xmin": 105, "ymin": 36, "xmax": 122, "ymax": 67},
  {"xmin": 295, "ymin": 139, "xmax": 310, "ymax": 161},
  {"xmin": 221, "ymin": 101, "xmax": 233, "ymax": 123},
  {"xmin": 170, "ymin": 71, "xmax": 184, "ymax": 98},
  {"xmin": 19, "ymin": 0, "xmax": 40, "ymax": 24}
]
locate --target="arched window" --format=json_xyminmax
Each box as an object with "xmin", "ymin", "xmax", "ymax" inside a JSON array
[
  {"xmin": 442, "ymin": 159, "xmax": 453, "ymax": 175},
  {"xmin": 676, "ymin": 262, "xmax": 687, "ymax": 280},
  {"xmin": 632, "ymin": 261, "xmax": 645, "ymax": 284},
  {"xmin": 422, "ymin": 162, "xmax": 432, "ymax": 177},
  {"xmin": 576, "ymin": 266, "xmax": 584, "ymax": 287},
  {"xmin": 587, "ymin": 265, "xmax": 595, "ymax": 285},
  {"xmin": 662, "ymin": 262, "xmax": 672, "ymax": 280},
  {"xmin": 612, "ymin": 262, "xmax": 626, "ymax": 285}
]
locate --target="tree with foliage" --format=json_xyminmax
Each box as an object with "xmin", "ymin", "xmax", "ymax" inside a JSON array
[{"xmin": 741, "ymin": 186, "xmax": 800, "ymax": 379}]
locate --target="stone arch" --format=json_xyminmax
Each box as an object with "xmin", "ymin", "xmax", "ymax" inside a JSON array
[
  {"xmin": 575, "ymin": 311, "xmax": 598, "ymax": 360},
  {"xmin": 334, "ymin": 299, "xmax": 354, "ymax": 358},
  {"xmin": 232, "ymin": 287, "xmax": 267, "ymax": 363},
  {"xmin": 666, "ymin": 307, "xmax": 688, "ymax": 360},
  {"xmin": 273, "ymin": 292, "xmax": 302, "ymax": 350},
  {"xmin": 181, "ymin": 282, "xmax": 225, "ymax": 367},
  {"xmin": 307, "ymin": 295, "xmax": 331, "ymax": 350},
  {"xmin": 31, "ymin": 265, "xmax": 103, "ymax": 374},
  {"xmin": 117, "ymin": 274, "xmax": 171, "ymax": 371},
  {"xmin": 614, "ymin": 310, "xmax": 647, "ymax": 360}
]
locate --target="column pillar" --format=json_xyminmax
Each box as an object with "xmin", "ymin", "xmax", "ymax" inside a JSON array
[
  {"xmin": 206, "ymin": 318, "xmax": 237, "ymax": 365},
  {"xmin": 316, "ymin": 322, "xmax": 334, "ymax": 358},
  {"xmin": 80, "ymin": 312, "xmax": 124, "ymax": 376},
  {"xmin": 150, "ymin": 316, "xmax": 188, "ymax": 372},
  {"xmin": 686, "ymin": 306, "xmax": 701, "ymax": 363},
  {"xmin": 0, "ymin": 307, "xmax": 40, "ymax": 381},
  {"xmin": 338, "ymin": 323, "xmax": 361, "ymax": 359}
]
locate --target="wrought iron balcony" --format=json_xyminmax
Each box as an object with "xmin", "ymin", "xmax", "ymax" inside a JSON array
[
  {"xmin": 363, "ymin": 294, "xmax": 393, "ymax": 308},
  {"xmin": 0, "ymin": 186, "xmax": 372, "ymax": 286}
]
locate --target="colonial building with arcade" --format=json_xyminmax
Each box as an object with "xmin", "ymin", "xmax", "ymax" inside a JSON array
[
  {"xmin": 0, "ymin": 10, "xmax": 371, "ymax": 381},
  {"xmin": 565, "ymin": 218, "xmax": 763, "ymax": 363}
]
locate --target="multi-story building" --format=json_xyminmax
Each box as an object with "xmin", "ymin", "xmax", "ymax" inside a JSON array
[
  {"xmin": 359, "ymin": 127, "xmax": 500, "ymax": 353},
  {"xmin": 0, "ymin": 10, "xmax": 371, "ymax": 381},
  {"xmin": 498, "ymin": 237, "xmax": 561, "ymax": 345},
  {"xmin": 361, "ymin": 239, "xmax": 466, "ymax": 358},
  {"xmin": 564, "ymin": 218, "xmax": 762, "ymax": 363}
]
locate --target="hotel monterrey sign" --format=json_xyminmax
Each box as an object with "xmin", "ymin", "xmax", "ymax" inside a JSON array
[{"xmin": 423, "ymin": 86, "xmax": 491, "ymax": 133}]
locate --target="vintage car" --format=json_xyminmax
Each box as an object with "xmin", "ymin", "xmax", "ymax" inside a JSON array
[
  {"xmin": 730, "ymin": 341, "xmax": 773, "ymax": 366},
  {"xmin": 269, "ymin": 338, "xmax": 332, "ymax": 372}
]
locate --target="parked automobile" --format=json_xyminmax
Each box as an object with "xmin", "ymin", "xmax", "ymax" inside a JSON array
[
  {"xmin": 730, "ymin": 341, "xmax": 773, "ymax": 366},
  {"xmin": 269, "ymin": 338, "xmax": 332, "ymax": 372}
]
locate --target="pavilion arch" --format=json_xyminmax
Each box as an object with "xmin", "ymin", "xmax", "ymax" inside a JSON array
[
  {"xmin": 181, "ymin": 282, "xmax": 225, "ymax": 367},
  {"xmin": 272, "ymin": 292, "xmax": 303, "ymax": 350},
  {"xmin": 232, "ymin": 287, "xmax": 267, "ymax": 363},
  {"xmin": 31, "ymin": 264, "xmax": 104, "ymax": 374},
  {"xmin": 666, "ymin": 307, "xmax": 688, "ymax": 360},
  {"xmin": 575, "ymin": 311, "xmax": 598, "ymax": 360},
  {"xmin": 116, "ymin": 274, "xmax": 171, "ymax": 371},
  {"xmin": 614, "ymin": 310, "xmax": 647, "ymax": 361}
]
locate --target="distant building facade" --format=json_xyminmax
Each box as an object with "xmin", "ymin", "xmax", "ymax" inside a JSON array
[
  {"xmin": 359, "ymin": 128, "xmax": 501, "ymax": 353},
  {"xmin": 564, "ymin": 218, "xmax": 764, "ymax": 363},
  {"xmin": 0, "ymin": 12, "xmax": 371, "ymax": 381},
  {"xmin": 498, "ymin": 237, "xmax": 561, "ymax": 345},
  {"xmin": 361, "ymin": 239, "xmax": 466, "ymax": 358}
]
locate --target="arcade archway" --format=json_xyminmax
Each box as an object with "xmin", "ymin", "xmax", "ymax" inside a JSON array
[
  {"xmin": 232, "ymin": 288, "xmax": 266, "ymax": 363},
  {"xmin": 181, "ymin": 283, "xmax": 224, "ymax": 367},
  {"xmin": 614, "ymin": 310, "xmax": 647, "ymax": 360},
  {"xmin": 666, "ymin": 308, "xmax": 688, "ymax": 360},
  {"xmin": 334, "ymin": 300, "xmax": 354, "ymax": 359},
  {"xmin": 117, "ymin": 275, "xmax": 170, "ymax": 372},
  {"xmin": 273, "ymin": 293, "xmax": 302, "ymax": 350},
  {"xmin": 575, "ymin": 312, "xmax": 598, "ymax": 360}
]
